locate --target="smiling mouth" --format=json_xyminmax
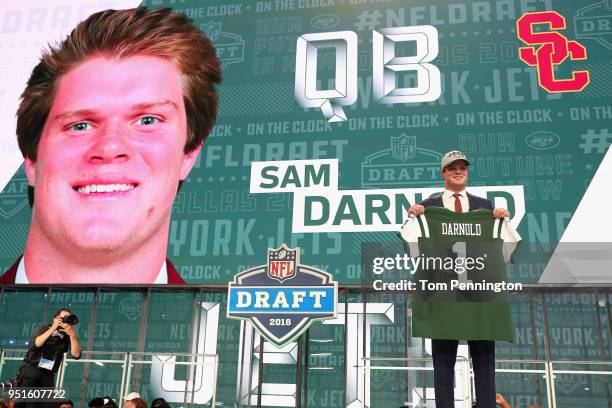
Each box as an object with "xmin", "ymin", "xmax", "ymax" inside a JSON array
[{"xmin": 74, "ymin": 183, "xmax": 137, "ymax": 194}]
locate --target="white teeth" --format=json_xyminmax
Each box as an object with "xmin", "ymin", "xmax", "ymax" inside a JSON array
[{"xmin": 77, "ymin": 184, "xmax": 135, "ymax": 194}]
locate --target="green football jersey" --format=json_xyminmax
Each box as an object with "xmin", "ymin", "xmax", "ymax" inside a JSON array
[{"xmin": 399, "ymin": 206, "xmax": 521, "ymax": 341}]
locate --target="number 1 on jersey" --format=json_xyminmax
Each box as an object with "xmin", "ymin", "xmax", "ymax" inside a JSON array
[{"xmin": 451, "ymin": 241, "xmax": 472, "ymax": 285}]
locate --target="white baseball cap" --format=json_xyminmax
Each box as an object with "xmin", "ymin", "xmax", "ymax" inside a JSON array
[
  {"xmin": 440, "ymin": 150, "xmax": 470, "ymax": 170},
  {"xmin": 123, "ymin": 392, "xmax": 141, "ymax": 401}
]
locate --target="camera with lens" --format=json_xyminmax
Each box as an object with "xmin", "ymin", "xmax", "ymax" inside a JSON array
[{"xmin": 61, "ymin": 314, "xmax": 78, "ymax": 325}]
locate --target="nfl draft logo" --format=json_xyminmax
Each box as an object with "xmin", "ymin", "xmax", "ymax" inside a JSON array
[
  {"xmin": 361, "ymin": 135, "xmax": 441, "ymax": 188},
  {"xmin": 200, "ymin": 21, "xmax": 245, "ymax": 69},
  {"xmin": 227, "ymin": 245, "xmax": 337, "ymax": 348},
  {"xmin": 0, "ymin": 173, "xmax": 28, "ymax": 219}
]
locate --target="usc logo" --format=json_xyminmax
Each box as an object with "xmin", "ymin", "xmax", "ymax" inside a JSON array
[{"xmin": 517, "ymin": 11, "xmax": 590, "ymax": 93}]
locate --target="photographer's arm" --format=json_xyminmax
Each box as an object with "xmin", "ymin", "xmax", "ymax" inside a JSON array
[
  {"xmin": 61, "ymin": 324, "xmax": 82, "ymax": 359},
  {"xmin": 34, "ymin": 317, "xmax": 61, "ymax": 348}
]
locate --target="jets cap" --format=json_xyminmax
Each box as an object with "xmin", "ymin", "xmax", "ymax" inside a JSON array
[{"xmin": 440, "ymin": 150, "xmax": 470, "ymax": 170}]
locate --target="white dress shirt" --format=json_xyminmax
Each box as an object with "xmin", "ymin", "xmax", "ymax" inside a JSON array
[{"xmin": 441, "ymin": 189, "xmax": 469, "ymax": 213}]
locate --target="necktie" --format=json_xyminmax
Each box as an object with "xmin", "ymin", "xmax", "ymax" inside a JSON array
[{"xmin": 453, "ymin": 193, "xmax": 462, "ymax": 213}]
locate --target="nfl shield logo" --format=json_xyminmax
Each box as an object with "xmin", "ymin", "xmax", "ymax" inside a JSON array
[
  {"xmin": 391, "ymin": 134, "xmax": 417, "ymax": 161},
  {"xmin": 201, "ymin": 21, "xmax": 222, "ymax": 42},
  {"xmin": 267, "ymin": 244, "xmax": 298, "ymax": 282}
]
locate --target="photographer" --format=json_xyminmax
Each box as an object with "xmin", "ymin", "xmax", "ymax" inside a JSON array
[{"xmin": 16, "ymin": 309, "xmax": 81, "ymax": 388}]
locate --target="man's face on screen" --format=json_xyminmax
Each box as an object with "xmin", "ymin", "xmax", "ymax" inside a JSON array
[{"xmin": 25, "ymin": 56, "xmax": 199, "ymax": 255}]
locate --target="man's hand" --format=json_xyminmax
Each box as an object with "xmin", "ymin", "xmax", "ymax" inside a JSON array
[
  {"xmin": 495, "ymin": 393, "xmax": 512, "ymax": 408},
  {"xmin": 51, "ymin": 317, "xmax": 63, "ymax": 331},
  {"xmin": 60, "ymin": 323, "xmax": 76, "ymax": 337},
  {"xmin": 61, "ymin": 322, "xmax": 82, "ymax": 359},
  {"xmin": 408, "ymin": 204, "xmax": 425, "ymax": 216},
  {"xmin": 35, "ymin": 319, "xmax": 62, "ymax": 348},
  {"xmin": 492, "ymin": 207, "xmax": 510, "ymax": 219}
]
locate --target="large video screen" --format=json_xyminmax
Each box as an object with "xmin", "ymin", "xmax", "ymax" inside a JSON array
[{"xmin": 0, "ymin": 0, "xmax": 610, "ymax": 286}]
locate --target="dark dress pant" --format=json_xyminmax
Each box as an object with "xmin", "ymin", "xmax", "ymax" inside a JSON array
[{"xmin": 432, "ymin": 339, "xmax": 496, "ymax": 408}]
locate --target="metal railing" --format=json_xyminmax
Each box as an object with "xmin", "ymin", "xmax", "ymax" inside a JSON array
[
  {"xmin": 0, "ymin": 349, "xmax": 219, "ymax": 407},
  {"xmin": 361, "ymin": 356, "xmax": 612, "ymax": 408},
  {"xmin": 361, "ymin": 356, "xmax": 471, "ymax": 408}
]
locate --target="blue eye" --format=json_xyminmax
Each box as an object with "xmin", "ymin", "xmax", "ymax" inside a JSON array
[
  {"xmin": 70, "ymin": 122, "xmax": 91, "ymax": 131},
  {"xmin": 139, "ymin": 116, "xmax": 158, "ymax": 125}
]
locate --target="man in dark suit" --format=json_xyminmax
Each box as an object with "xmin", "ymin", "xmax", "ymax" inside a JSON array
[{"xmin": 408, "ymin": 150, "xmax": 510, "ymax": 408}]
